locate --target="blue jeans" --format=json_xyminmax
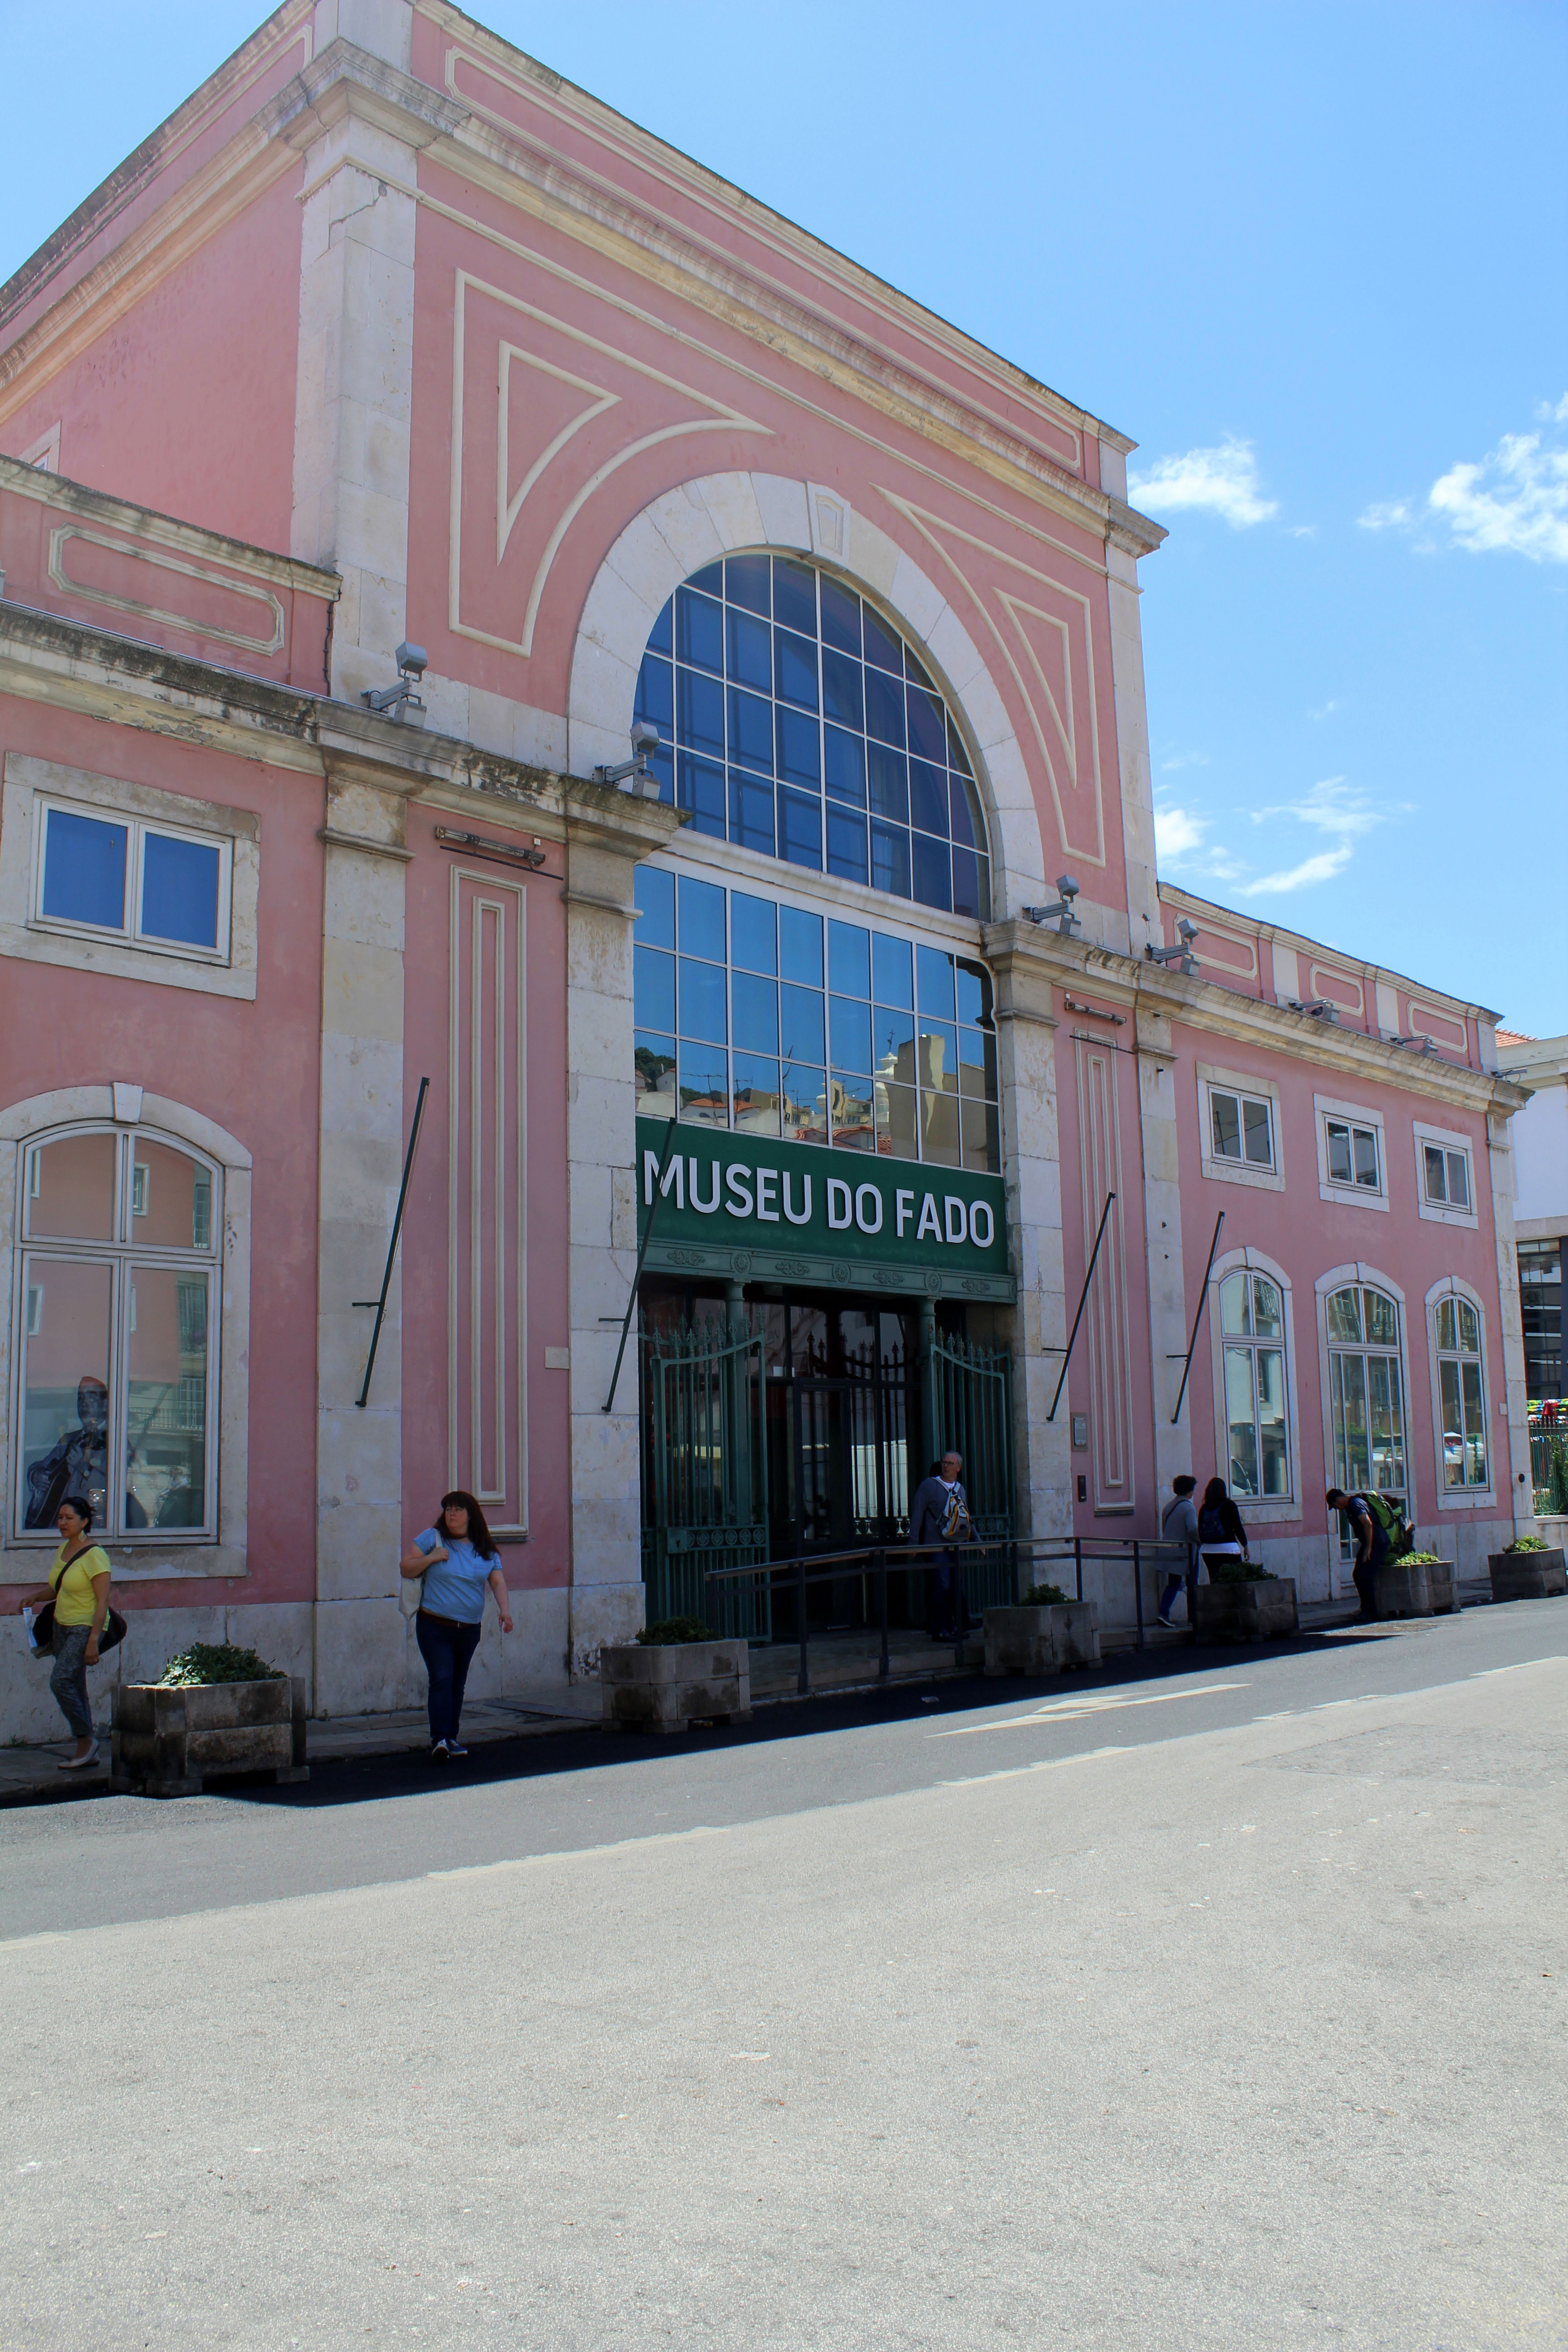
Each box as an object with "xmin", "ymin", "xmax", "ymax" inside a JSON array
[
  {"xmin": 926, "ymin": 1555, "xmax": 961, "ymax": 1638},
  {"xmin": 49, "ymin": 1624, "xmax": 93, "ymax": 1739},
  {"xmin": 415, "ymin": 1611, "xmax": 482, "ymax": 1745}
]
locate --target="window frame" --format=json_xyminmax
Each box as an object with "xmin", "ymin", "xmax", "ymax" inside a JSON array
[
  {"xmin": 1313, "ymin": 1093, "xmax": 1389, "ymax": 1212},
  {"xmin": 31, "ymin": 795, "xmax": 235, "ymax": 966},
  {"xmin": 1425, "ymin": 1277, "xmax": 1494, "ymax": 1505},
  {"xmin": 11, "ymin": 1119, "xmax": 223, "ymax": 1543},
  {"xmin": 1314, "ymin": 1263, "xmax": 1416, "ymax": 1592},
  {"xmin": 1196, "ymin": 1063, "xmax": 1285, "ymax": 1193},
  {"xmin": 1207, "ymin": 1248, "xmax": 1299, "ymax": 1519},
  {"xmin": 1412, "ymin": 1120, "xmax": 1480, "ymax": 1231}
]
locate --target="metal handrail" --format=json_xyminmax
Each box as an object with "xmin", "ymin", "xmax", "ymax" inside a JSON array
[{"xmin": 702, "ymin": 1534, "xmax": 1191, "ymax": 1693}]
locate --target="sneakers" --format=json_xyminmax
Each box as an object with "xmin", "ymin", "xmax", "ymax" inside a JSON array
[
  {"xmin": 445, "ymin": 1740, "xmax": 469, "ymax": 1759},
  {"xmin": 430, "ymin": 1738, "xmax": 450, "ymax": 1759}
]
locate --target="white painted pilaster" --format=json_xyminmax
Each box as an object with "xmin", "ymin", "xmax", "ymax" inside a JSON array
[
  {"xmin": 1133, "ymin": 1001, "xmax": 1194, "ymax": 1510},
  {"xmin": 1487, "ymin": 1109, "xmax": 1537, "ymax": 1538},
  {"xmin": 989, "ymin": 930, "xmax": 1070, "ymax": 1550},
  {"xmin": 1105, "ymin": 539, "xmax": 1162, "ymax": 954}
]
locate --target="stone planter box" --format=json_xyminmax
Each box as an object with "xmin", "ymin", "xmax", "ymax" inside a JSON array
[
  {"xmin": 601, "ymin": 1640, "xmax": 751, "ymax": 1735},
  {"xmin": 983, "ymin": 1602, "xmax": 1100, "ymax": 1676},
  {"xmin": 112, "ymin": 1676, "xmax": 308, "ymax": 1798},
  {"xmin": 1371, "ymin": 1560, "xmax": 1459, "ymax": 1618},
  {"xmin": 1487, "ymin": 1548, "xmax": 1568, "ymax": 1602},
  {"xmin": 1194, "ymin": 1576, "xmax": 1298, "ymax": 1642}
]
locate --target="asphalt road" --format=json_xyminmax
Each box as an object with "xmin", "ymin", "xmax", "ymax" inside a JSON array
[{"xmin": 1, "ymin": 1603, "xmax": 1564, "ymax": 2350}]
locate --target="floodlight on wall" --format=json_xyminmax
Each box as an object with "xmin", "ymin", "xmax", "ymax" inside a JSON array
[
  {"xmin": 362, "ymin": 642, "xmax": 428, "ymax": 726},
  {"xmin": 1021, "ymin": 874, "xmax": 1082, "ymax": 936},
  {"xmin": 1145, "ymin": 917, "xmax": 1200, "ymax": 975},
  {"xmin": 595, "ymin": 720, "xmax": 663, "ymax": 797}
]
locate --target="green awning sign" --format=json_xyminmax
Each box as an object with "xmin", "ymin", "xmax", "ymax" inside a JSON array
[{"xmin": 635, "ymin": 1116, "xmax": 1012, "ymax": 1300}]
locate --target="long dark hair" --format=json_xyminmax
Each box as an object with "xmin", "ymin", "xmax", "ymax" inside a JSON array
[
  {"xmin": 1201, "ymin": 1477, "xmax": 1229, "ymax": 1514},
  {"xmin": 439, "ymin": 1490, "xmax": 497, "ymax": 1560}
]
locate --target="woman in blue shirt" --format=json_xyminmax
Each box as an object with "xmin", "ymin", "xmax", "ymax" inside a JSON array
[{"xmin": 399, "ymin": 1490, "xmax": 512, "ymax": 1759}]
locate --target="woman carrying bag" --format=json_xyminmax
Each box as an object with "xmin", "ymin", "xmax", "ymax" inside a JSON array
[
  {"xmin": 1196, "ymin": 1475, "xmax": 1250, "ymax": 1580},
  {"xmin": 17, "ymin": 1496, "xmax": 118, "ymax": 1769},
  {"xmin": 399, "ymin": 1490, "xmax": 512, "ymax": 1760}
]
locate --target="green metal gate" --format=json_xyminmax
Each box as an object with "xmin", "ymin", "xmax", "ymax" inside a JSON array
[
  {"xmin": 926, "ymin": 1325, "xmax": 1016, "ymax": 1612},
  {"xmin": 641, "ymin": 1316, "xmax": 772, "ymax": 1638}
]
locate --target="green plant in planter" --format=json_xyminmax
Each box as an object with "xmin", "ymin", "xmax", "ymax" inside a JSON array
[
  {"xmin": 156, "ymin": 1643, "xmax": 285, "ymax": 1687},
  {"xmin": 637, "ymin": 1617, "xmax": 715, "ymax": 1646},
  {"xmin": 1504, "ymin": 1536, "xmax": 1547, "ymax": 1552},
  {"xmin": 1020, "ymin": 1582, "xmax": 1068, "ymax": 1606},
  {"xmin": 1401, "ymin": 1552, "xmax": 1445, "ymax": 1567},
  {"xmin": 1207, "ymin": 1559, "xmax": 1269, "ymax": 1584}
]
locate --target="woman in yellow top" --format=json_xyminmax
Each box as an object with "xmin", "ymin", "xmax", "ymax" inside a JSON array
[{"xmin": 18, "ymin": 1496, "xmax": 112, "ymax": 1769}]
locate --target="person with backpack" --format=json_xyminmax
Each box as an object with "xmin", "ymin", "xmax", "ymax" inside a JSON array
[
  {"xmin": 908, "ymin": 1450, "xmax": 972, "ymax": 1643},
  {"xmin": 1196, "ymin": 1476, "xmax": 1250, "ymax": 1578},
  {"xmin": 1324, "ymin": 1486, "xmax": 1406, "ymax": 1619},
  {"xmin": 1157, "ymin": 1474, "xmax": 1200, "ymax": 1627}
]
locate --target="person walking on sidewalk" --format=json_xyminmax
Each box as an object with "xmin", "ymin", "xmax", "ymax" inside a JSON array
[
  {"xmin": 1157, "ymin": 1475, "xmax": 1200, "ymax": 1627},
  {"xmin": 16, "ymin": 1497, "xmax": 112, "ymax": 1769},
  {"xmin": 1196, "ymin": 1476, "xmax": 1250, "ymax": 1579},
  {"xmin": 400, "ymin": 1491, "xmax": 512, "ymax": 1760},
  {"xmin": 908, "ymin": 1451, "xmax": 972, "ymax": 1642}
]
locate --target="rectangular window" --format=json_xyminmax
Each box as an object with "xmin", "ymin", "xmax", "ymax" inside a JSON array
[
  {"xmin": 35, "ymin": 800, "xmax": 232, "ymax": 960},
  {"xmin": 1210, "ymin": 1088, "xmax": 1274, "ymax": 1169},
  {"xmin": 1423, "ymin": 1142, "xmax": 1471, "ymax": 1209},
  {"xmin": 1326, "ymin": 1117, "xmax": 1380, "ymax": 1190}
]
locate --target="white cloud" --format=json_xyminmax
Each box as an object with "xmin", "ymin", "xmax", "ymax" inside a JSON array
[
  {"xmin": 1357, "ymin": 500, "xmax": 1412, "ymax": 532},
  {"xmin": 1307, "ymin": 699, "xmax": 1341, "ymax": 720},
  {"xmin": 1128, "ymin": 436, "xmax": 1278, "ymax": 528},
  {"xmin": 1245, "ymin": 846, "xmax": 1354, "ymax": 893},
  {"xmin": 1153, "ymin": 804, "xmax": 1207, "ymax": 861},
  {"xmin": 1252, "ymin": 776, "xmax": 1380, "ymax": 838},
  {"xmin": 1289, "ymin": 524, "xmax": 1318, "ymax": 539},
  {"xmin": 1357, "ymin": 402, "xmax": 1568, "ymax": 563},
  {"xmin": 1159, "ymin": 749, "xmax": 1210, "ymax": 773}
]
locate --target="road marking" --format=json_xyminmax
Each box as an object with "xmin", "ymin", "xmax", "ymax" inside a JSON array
[
  {"xmin": 941, "ymin": 1744, "xmax": 1131, "ymax": 1786},
  {"xmin": 932, "ymin": 1684, "xmax": 1247, "ymax": 1736}
]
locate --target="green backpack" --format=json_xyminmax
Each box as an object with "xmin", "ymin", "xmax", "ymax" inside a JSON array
[{"xmin": 1360, "ymin": 1491, "xmax": 1413, "ymax": 1560}]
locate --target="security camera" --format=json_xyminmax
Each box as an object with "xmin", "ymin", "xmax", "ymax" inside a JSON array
[
  {"xmin": 362, "ymin": 642, "xmax": 430, "ymax": 723},
  {"xmin": 596, "ymin": 720, "xmax": 666, "ymax": 796},
  {"xmin": 395, "ymin": 642, "xmax": 428, "ymax": 680},
  {"xmin": 1022, "ymin": 873, "xmax": 1083, "ymax": 936},
  {"xmin": 630, "ymin": 720, "xmax": 661, "ymax": 755}
]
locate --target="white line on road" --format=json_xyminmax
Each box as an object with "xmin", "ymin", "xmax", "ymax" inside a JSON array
[
  {"xmin": 941, "ymin": 1744, "xmax": 1132, "ymax": 1787},
  {"xmin": 931, "ymin": 1684, "xmax": 1247, "ymax": 1736}
]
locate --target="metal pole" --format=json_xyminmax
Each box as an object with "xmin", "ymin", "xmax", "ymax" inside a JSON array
[
  {"xmin": 1048, "ymin": 1191, "xmax": 1117, "ymax": 1421},
  {"xmin": 353, "ymin": 1075, "xmax": 430, "ymax": 1408},
  {"xmin": 876, "ymin": 1548, "xmax": 889, "ymax": 1681},
  {"xmin": 796, "ymin": 1552, "xmax": 809, "ymax": 1695},
  {"xmin": 952, "ymin": 1548, "xmax": 965, "ymax": 1668},
  {"xmin": 1171, "ymin": 1209, "xmax": 1226, "ymax": 1426},
  {"xmin": 603, "ymin": 1115, "xmax": 679, "ymax": 1414},
  {"xmin": 1075, "ymin": 1535, "xmax": 1083, "ymax": 1604},
  {"xmin": 1133, "ymin": 1537, "xmax": 1144, "ymax": 1652}
]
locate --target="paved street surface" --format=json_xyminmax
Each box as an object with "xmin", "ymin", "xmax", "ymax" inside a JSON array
[{"xmin": 2, "ymin": 1605, "xmax": 1563, "ymax": 2350}]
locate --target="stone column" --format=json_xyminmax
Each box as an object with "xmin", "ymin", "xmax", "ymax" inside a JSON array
[
  {"xmin": 986, "ymin": 925, "xmax": 1070, "ymax": 1548},
  {"xmin": 286, "ymin": 44, "xmax": 451, "ymax": 704},
  {"xmin": 560, "ymin": 786, "xmax": 683, "ymax": 1677},
  {"xmin": 313, "ymin": 761, "xmax": 414, "ymax": 1712},
  {"xmin": 1132, "ymin": 997, "xmax": 1194, "ymax": 1508},
  {"xmin": 1487, "ymin": 1107, "xmax": 1538, "ymax": 1538},
  {"xmin": 1104, "ymin": 531, "xmax": 1164, "ymax": 954}
]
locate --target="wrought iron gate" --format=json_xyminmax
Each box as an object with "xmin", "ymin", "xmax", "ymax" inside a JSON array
[
  {"xmin": 641, "ymin": 1316, "xmax": 771, "ymax": 1638},
  {"xmin": 926, "ymin": 1327, "xmax": 1015, "ymax": 1612}
]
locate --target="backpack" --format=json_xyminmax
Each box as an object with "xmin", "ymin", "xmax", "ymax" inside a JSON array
[
  {"xmin": 1358, "ymin": 1491, "xmax": 1413, "ymax": 1560},
  {"xmin": 940, "ymin": 1484, "xmax": 972, "ymax": 1543}
]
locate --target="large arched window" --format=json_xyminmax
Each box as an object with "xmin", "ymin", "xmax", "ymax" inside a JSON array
[
  {"xmin": 1325, "ymin": 1282, "xmax": 1406, "ymax": 1509},
  {"xmin": 15, "ymin": 1124, "xmax": 220, "ymax": 1540},
  {"xmin": 1219, "ymin": 1268, "xmax": 1289, "ymax": 1497},
  {"xmin": 633, "ymin": 554, "xmax": 991, "ymax": 919},
  {"xmin": 1432, "ymin": 1287, "xmax": 1489, "ymax": 1490}
]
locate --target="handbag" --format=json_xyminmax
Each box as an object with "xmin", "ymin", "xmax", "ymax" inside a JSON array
[{"xmin": 31, "ymin": 1553, "xmax": 127, "ymax": 1657}]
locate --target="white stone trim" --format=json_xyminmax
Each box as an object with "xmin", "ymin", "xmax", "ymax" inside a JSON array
[
  {"xmin": 1313, "ymin": 1090, "xmax": 1389, "ymax": 1212},
  {"xmin": 1422, "ymin": 1274, "xmax": 1495, "ymax": 1509},
  {"xmin": 0, "ymin": 1087, "xmax": 251, "ymax": 1578},
  {"xmin": 1207, "ymin": 1246, "xmax": 1302, "ymax": 1524},
  {"xmin": 1411, "ymin": 1117, "xmax": 1480, "ymax": 1230},
  {"xmin": 564, "ymin": 469, "xmax": 1048, "ymax": 916},
  {"xmin": 1195, "ymin": 1059, "xmax": 1285, "ymax": 1194},
  {"xmin": 0, "ymin": 754, "xmax": 259, "ymax": 1000}
]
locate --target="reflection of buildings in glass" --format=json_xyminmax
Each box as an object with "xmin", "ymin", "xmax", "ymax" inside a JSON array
[
  {"xmin": 125, "ymin": 1270, "xmax": 207, "ymax": 1529},
  {"xmin": 1519, "ymin": 1241, "xmax": 1563, "ymax": 1400},
  {"xmin": 24, "ymin": 1373, "xmax": 110, "ymax": 1527}
]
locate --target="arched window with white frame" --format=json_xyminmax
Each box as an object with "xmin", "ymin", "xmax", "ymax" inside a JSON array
[
  {"xmin": 1324, "ymin": 1279, "xmax": 1406, "ymax": 1512},
  {"xmin": 1430, "ymin": 1282, "xmax": 1489, "ymax": 1492},
  {"xmin": 1218, "ymin": 1266, "xmax": 1291, "ymax": 1498},
  {"xmin": 14, "ymin": 1122, "xmax": 221, "ymax": 1540}
]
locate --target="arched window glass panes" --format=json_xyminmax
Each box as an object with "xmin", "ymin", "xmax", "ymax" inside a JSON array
[
  {"xmin": 634, "ymin": 555, "xmax": 991, "ymax": 920},
  {"xmin": 1219, "ymin": 1269, "xmax": 1289, "ymax": 1497},
  {"xmin": 17, "ymin": 1127, "xmax": 219, "ymax": 1540},
  {"xmin": 1434, "ymin": 1293, "xmax": 1488, "ymax": 1488},
  {"xmin": 632, "ymin": 866, "xmax": 1000, "ymax": 1170},
  {"xmin": 1325, "ymin": 1283, "xmax": 1405, "ymax": 1506}
]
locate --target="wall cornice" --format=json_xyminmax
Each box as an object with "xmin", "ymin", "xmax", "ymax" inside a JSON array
[{"xmin": 0, "ymin": 451, "xmax": 341, "ymax": 598}]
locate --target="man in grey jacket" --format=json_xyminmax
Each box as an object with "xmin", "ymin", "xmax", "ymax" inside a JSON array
[
  {"xmin": 1157, "ymin": 1475, "xmax": 1200, "ymax": 1628},
  {"xmin": 908, "ymin": 1450, "xmax": 971, "ymax": 1641}
]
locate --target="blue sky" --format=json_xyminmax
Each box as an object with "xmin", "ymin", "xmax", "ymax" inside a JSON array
[{"xmin": 4, "ymin": 1, "xmax": 1564, "ymax": 1029}]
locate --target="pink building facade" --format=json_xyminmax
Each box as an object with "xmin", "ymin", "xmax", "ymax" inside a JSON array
[{"xmin": 0, "ymin": 1, "xmax": 1535, "ymax": 1730}]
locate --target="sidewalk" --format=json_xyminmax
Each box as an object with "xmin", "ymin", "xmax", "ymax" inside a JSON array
[{"xmin": 0, "ymin": 1583, "xmax": 1497, "ymax": 1807}]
